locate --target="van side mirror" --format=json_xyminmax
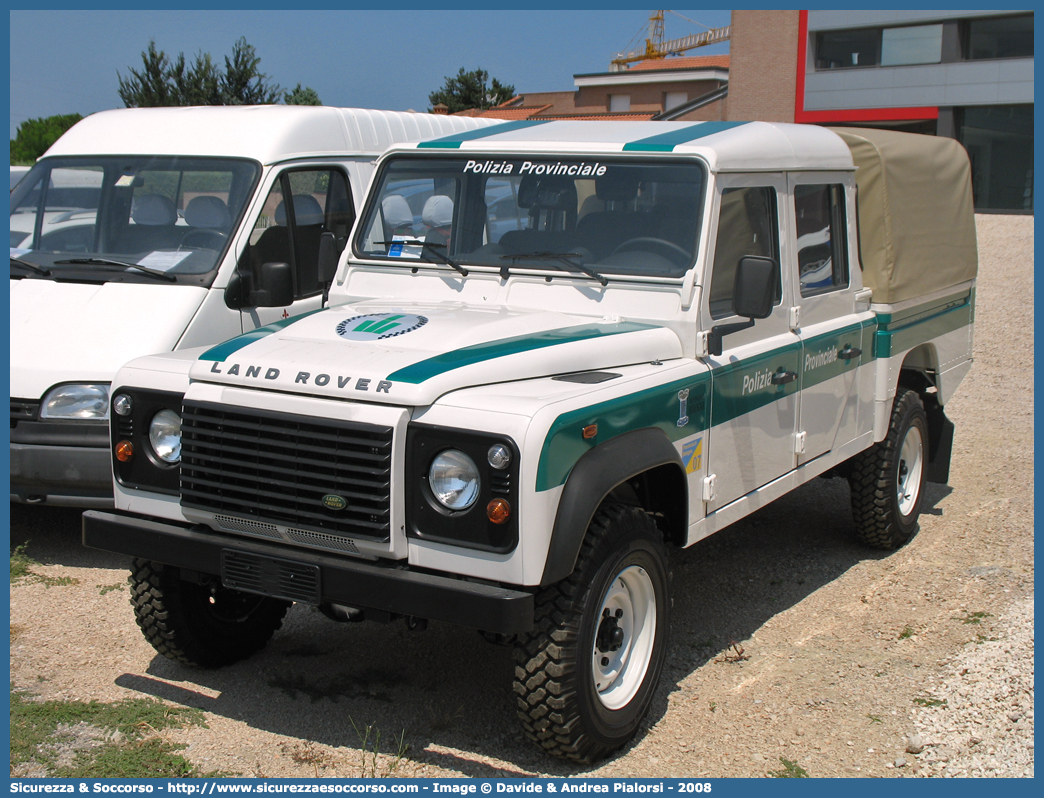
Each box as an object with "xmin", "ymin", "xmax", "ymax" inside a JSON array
[
  {"xmin": 224, "ymin": 271, "xmax": 252, "ymax": 309},
  {"xmin": 707, "ymin": 256, "xmax": 780, "ymax": 356},
  {"xmin": 224, "ymin": 262, "xmax": 295, "ymax": 309},
  {"xmin": 253, "ymin": 262, "xmax": 295, "ymax": 307}
]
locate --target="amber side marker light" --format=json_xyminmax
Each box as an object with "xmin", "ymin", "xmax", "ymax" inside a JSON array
[
  {"xmin": 583, "ymin": 424, "xmax": 598, "ymax": 439},
  {"xmin": 487, "ymin": 498, "xmax": 511, "ymax": 525},
  {"xmin": 115, "ymin": 441, "xmax": 134, "ymax": 462}
]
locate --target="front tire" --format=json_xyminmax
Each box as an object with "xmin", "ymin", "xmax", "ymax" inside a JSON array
[
  {"xmin": 130, "ymin": 559, "xmax": 290, "ymax": 668},
  {"xmin": 513, "ymin": 505, "xmax": 670, "ymax": 762},
  {"xmin": 848, "ymin": 390, "xmax": 928, "ymax": 549}
]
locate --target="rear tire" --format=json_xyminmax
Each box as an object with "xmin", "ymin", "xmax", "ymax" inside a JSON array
[
  {"xmin": 130, "ymin": 559, "xmax": 290, "ymax": 668},
  {"xmin": 848, "ymin": 390, "xmax": 928, "ymax": 549},
  {"xmin": 513, "ymin": 505, "xmax": 670, "ymax": 762}
]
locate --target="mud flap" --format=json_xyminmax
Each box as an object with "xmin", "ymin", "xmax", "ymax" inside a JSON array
[{"xmin": 926, "ymin": 404, "xmax": 954, "ymax": 484}]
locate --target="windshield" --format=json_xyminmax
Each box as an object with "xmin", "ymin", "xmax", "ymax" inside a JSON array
[
  {"xmin": 10, "ymin": 156, "xmax": 259, "ymax": 284},
  {"xmin": 355, "ymin": 155, "xmax": 705, "ymax": 279}
]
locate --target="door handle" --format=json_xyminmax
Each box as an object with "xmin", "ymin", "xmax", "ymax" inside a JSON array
[
  {"xmin": 771, "ymin": 370, "xmax": 798, "ymax": 385},
  {"xmin": 839, "ymin": 346, "xmax": 862, "ymax": 361}
]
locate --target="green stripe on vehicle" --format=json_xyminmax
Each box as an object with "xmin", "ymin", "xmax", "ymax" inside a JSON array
[
  {"xmin": 709, "ymin": 341, "xmax": 803, "ymax": 428},
  {"xmin": 199, "ymin": 309, "xmax": 326, "ymax": 363},
  {"xmin": 536, "ymin": 373, "xmax": 711, "ymax": 491},
  {"xmin": 417, "ymin": 120, "xmax": 550, "ymax": 149},
  {"xmin": 622, "ymin": 121, "xmax": 750, "ymax": 152},
  {"xmin": 386, "ymin": 322, "xmax": 656, "ymax": 384},
  {"xmin": 799, "ymin": 321, "xmax": 873, "ymax": 390},
  {"xmin": 874, "ymin": 292, "xmax": 974, "ymax": 358},
  {"xmin": 875, "ymin": 288, "xmax": 973, "ymax": 328}
]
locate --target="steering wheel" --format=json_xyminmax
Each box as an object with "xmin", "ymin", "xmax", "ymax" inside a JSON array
[
  {"xmin": 610, "ymin": 237, "xmax": 691, "ymax": 262},
  {"xmin": 180, "ymin": 229, "xmax": 227, "ymax": 250}
]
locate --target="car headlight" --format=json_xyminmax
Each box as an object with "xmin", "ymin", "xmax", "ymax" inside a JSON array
[
  {"xmin": 39, "ymin": 383, "xmax": 110, "ymax": 420},
  {"xmin": 428, "ymin": 449, "xmax": 480, "ymax": 510},
  {"xmin": 148, "ymin": 409, "xmax": 182, "ymax": 464}
]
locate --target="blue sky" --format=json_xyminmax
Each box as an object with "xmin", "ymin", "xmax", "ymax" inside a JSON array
[{"xmin": 9, "ymin": 8, "xmax": 732, "ymax": 138}]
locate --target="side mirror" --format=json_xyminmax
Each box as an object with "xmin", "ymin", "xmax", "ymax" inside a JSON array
[
  {"xmin": 224, "ymin": 271, "xmax": 252, "ymax": 309},
  {"xmin": 732, "ymin": 256, "xmax": 778, "ymax": 319},
  {"xmin": 252, "ymin": 261, "xmax": 295, "ymax": 307},
  {"xmin": 318, "ymin": 232, "xmax": 339, "ymax": 285},
  {"xmin": 707, "ymin": 256, "xmax": 780, "ymax": 356}
]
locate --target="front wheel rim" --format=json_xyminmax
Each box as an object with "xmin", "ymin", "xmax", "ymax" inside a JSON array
[
  {"xmin": 896, "ymin": 425, "xmax": 924, "ymax": 517},
  {"xmin": 591, "ymin": 564, "xmax": 657, "ymax": 710}
]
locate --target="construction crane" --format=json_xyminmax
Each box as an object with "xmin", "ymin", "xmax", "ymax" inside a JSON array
[{"xmin": 611, "ymin": 10, "xmax": 730, "ymax": 69}]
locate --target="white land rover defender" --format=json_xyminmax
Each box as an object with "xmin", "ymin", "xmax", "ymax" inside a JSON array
[
  {"xmin": 10, "ymin": 106, "xmax": 499, "ymax": 506},
  {"xmin": 83, "ymin": 121, "xmax": 977, "ymax": 762}
]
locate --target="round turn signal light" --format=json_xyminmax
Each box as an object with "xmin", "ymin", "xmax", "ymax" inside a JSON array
[
  {"xmin": 487, "ymin": 498, "xmax": 511, "ymax": 525},
  {"xmin": 115, "ymin": 440, "xmax": 134, "ymax": 462}
]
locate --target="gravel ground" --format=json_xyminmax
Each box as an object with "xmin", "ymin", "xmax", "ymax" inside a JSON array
[{"xmin": 9, "ymin": 214, "xmax": 1033, "ymax": 779}]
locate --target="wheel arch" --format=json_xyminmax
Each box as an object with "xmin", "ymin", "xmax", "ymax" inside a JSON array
[
  {"xmin": 539, "ymin": 427, "xmax": 687, "ymax": 587},
  {"xmin": 898, "ymin": 346, "xmax": 954, "ymax": 484}
]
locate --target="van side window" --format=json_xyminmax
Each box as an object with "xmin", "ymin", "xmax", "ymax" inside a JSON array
[
  {"xmin": 709, "ymin": 186, "xmax": 780, "ymax": 319},
  {"xmin": 241, "ymin": 169, "xmax": 352, "ymax": 300},
  {"xmin": 795, "ymin": 184, "xmax": 848, "ymax": 297}
]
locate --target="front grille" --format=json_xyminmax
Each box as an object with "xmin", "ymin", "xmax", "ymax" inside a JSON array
[
  {"xmin": 181, "ymin": 401, "xmax": 393, "ymax": 542},
  {"xmin": 11, "ymin": 400, "xmax": 39, "ymax": 428}
]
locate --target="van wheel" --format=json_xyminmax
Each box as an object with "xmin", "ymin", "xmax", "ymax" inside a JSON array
[
  {"xmin": 848, "ymin": 390, "xmax": 928, "ymax": 549},
  {"xmin": 130, "ymin": 559, "xmax": 290, "ymax": 668},
  {"xmin": 513, "ymin": 505, "xmax": 670, "ymax": 763}
]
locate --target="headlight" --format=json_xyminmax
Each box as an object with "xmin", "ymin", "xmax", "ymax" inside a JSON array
[
  {"xmin": 428, "ymin": 449, "xmax": 480, "ymax": 510},
  {"xmin": 148, "ymin": 409, "xmax": 182, "ymax": 464},
  {"xmin": 40, "ymin": 383, "xmax": 110, "ymax": 420}
]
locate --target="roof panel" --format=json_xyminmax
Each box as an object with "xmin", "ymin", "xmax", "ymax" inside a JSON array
[{"xmin": 395, "ymin": 120, "xmax": 855, "ymax": 171}]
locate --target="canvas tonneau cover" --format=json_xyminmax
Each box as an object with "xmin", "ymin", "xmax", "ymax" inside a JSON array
[{"xmin": 831, "ymin": 127, "xmax": 978, "ymax": 305}]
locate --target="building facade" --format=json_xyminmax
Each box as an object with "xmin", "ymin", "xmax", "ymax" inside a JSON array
[{"xmin": 728, "ymin": 10, "xmax": 1033, "ymax": 212}]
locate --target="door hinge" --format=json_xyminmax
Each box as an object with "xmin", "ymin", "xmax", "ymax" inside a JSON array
[
  {"xmin": 795, "ymin": 431, "xmax": 807, "ymax": 454},
  {"xmin": 702, "ymin": 474, "xmax": 717, "ymax": 502},
  {"xmin": 695, "ymin": 330, "xmax": 710, "ymax": 358},
  {"xmin": 789, "ymin": 306, "xmax": 801, "ymax": 330}
]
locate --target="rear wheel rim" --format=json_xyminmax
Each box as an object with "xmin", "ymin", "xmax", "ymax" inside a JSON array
[
  {"xmin": 897, "ymin": 425, "xmax": 924, "ymax": 517},
  {"xmin": 591, "ymin": 564, "xmax": 657, "ymax": 710}
]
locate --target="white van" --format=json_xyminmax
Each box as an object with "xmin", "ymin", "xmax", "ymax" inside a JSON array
[{"xmin": 10, "ymin": 106, "xmax": 500, "ymax": 506}]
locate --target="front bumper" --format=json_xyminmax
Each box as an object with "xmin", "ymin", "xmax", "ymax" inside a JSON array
[
  {"xmin": 82, "ymin": 510, "xmax": 535, "ymax": 634},
  {"xmin": 11, "ymin": 443, "xmax": 113, "ymax": 507}
]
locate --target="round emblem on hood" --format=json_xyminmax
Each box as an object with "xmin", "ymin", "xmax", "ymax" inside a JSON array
[
  {"xmin": 336, "ymin": 312, "xmax": 428, "ymax": 341},
  {"xmin": 322, "ymin": 494, "xmax": 348, "ymax": 510}
]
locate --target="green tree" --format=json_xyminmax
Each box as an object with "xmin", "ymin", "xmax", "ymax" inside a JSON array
[
  {"xmin": 428, "ymin": 68, "xmax": 514, "ymax": 113},
  {"xmin": 219, "ymin": 37, "xmax": 281, "ymax": 105},
  {"xmin": 284, "ymin": 83, "xmax": 322, "ymax": 106},
  {"xmin": 10, "ymin": 113, "xmax": 84, "ymax": 164},
  {"xmin": 117, "ymin": 37, "xmax": 282, "ymax": 108}
]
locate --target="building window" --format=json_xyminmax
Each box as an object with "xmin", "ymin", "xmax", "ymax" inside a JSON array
[
  {"xmin": 881, "ymin": 24, "xmax": 942, "ymax": 65},
  {"xmin": 957, "ymin": 104, "xmax": 1033, "ymax": 212},
  {"xmin": 963, "ymin": 14, "xmax": 1033, "ymax": 60},
  {"xmin": 609, "ymin": 94, "xmax": 631, "ymax": 113},
  {"xmin": 664, "ymin": 91, "xmax": 688, "ymax": 111},
  {"xmin": 816, "ymin": 23, "xmax": 943, "ymax": 68}
]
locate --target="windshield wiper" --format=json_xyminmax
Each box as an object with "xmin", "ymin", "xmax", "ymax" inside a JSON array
[
  {"xmin": 375, "ymin": 239, "xmax": 468, "ymax": 277},
  {"xmin": 10, "ymin": 257, "xmax": 52, "ymax": 277},
  {"xmin": 501, "ymin": 252, "xmax": 608, "ymax": 286},
  {"xmin": 53, "ymin": 257, "xmax": 177, "ymax": 282}
]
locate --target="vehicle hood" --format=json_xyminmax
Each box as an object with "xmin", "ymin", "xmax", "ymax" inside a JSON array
[
  {"xmin": 10, "ymin": 280, "xmax": 209, "ymax": 399},
  {"xmin": 190, "ymin": 301, "xmax": 683, "ymax": 406}
]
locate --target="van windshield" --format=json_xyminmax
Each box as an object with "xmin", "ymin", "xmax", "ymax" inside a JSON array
[
  {"xmin": 355, "ymin": 155, "xmax": 705, "ymax": 279},
  {"xmin": 10, "ymin": 156, "xmax": 259, "ymax": 284}
]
